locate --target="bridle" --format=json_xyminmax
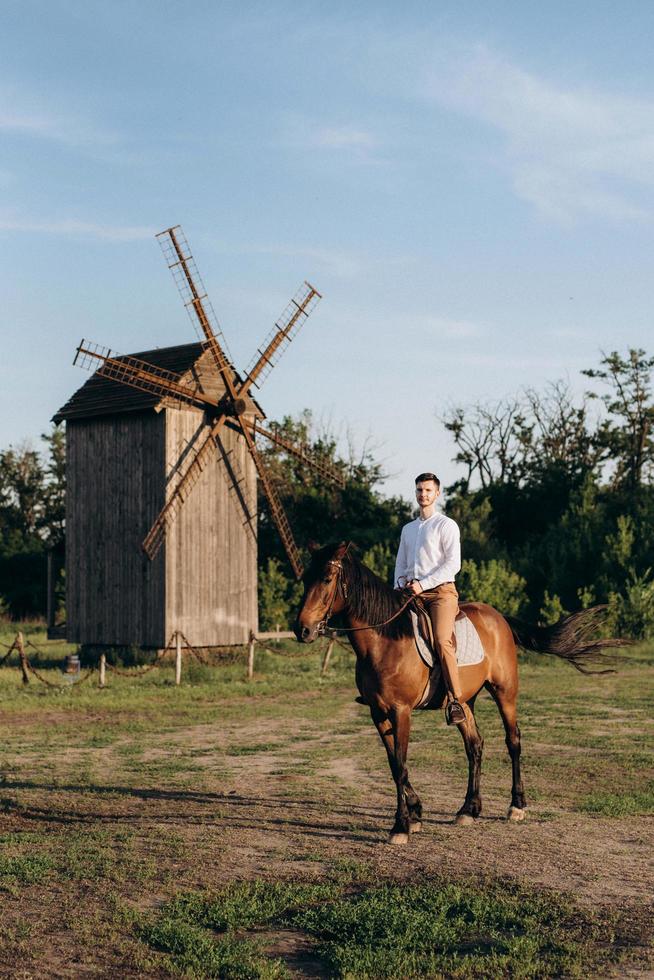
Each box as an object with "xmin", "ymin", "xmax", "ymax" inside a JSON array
[
  {"xmin": 315, "ymin": 555, "xmax": 416, "ymax": 636},
  {"xmin": 315, "ymin": 557, "xmax": 348, "ymax": 636}
]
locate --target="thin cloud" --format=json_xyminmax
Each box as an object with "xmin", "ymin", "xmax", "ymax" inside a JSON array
[
  {"xmin": 280, "ymin": 112, "xmax": 386, "ymax": 167},
  {"xmin": 426, "ymin": 46, "xmax": 654, "ymax": 222},
  {"xmin": 221, "ymin": 241, "xmax": 414, "ymax": 280},
  {"xmin": 393, "ymin": 313, "xmax": 486, "ymax": 340},
  {"xmin": 0, "ymin": 92, "xmax": 120, "ymax": 148},
  {"xmin": 0, "ymin": 217, "xmax": 155, "ymax": 241},
  {"xmin": 0, "ymin": 110, "xmax": 60, "ymax": 138},
  {"xmin": 312, "ymin": 126, "xmax": 376, "ymax": 149}
]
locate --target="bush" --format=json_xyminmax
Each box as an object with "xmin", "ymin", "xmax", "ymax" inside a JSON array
[
  {"xmin": 257, "ymin": 558, "xmax": 302, "ymax": 631},
  {"xmin": 606, "ymin": 569, "xmax": 654, "ymax": 640},
  {"xmin": 361, "ymin": 543, "xmax": 395, "ymax": 584},
  {"xmin": 0, "ymin": 552, "xmax": 46, "ymax": 619},
  {"xmin": 457, "ymin": 558, "xmax": 527, "ymax": 616},
  {"xmin": 539, "ymin": 590, "xmax": 569, "ymax": 625}
]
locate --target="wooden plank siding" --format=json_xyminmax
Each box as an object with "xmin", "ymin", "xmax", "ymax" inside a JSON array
[
  {"xmin": 164, "ymin": 408, "xmax": 258, "ymax": 646},
  {"xmin": 59, "ymin": 344, "xmax": 261, "ymax": 649},
  {"xmin": 66, "ymin": 413, "xmax": 166, "ymax": 646},
  {"xmin": 65, "ymin": 407, "xmax": 258, "ymax": 648}
]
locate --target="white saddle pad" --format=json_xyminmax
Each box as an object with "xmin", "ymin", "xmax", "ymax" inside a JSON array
[{"xmin": 410, "ymin": 610, "xmax": 485, "ymax": 669}]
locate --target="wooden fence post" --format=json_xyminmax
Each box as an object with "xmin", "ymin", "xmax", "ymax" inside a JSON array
[
  {"xmin": 247, "ymin": 632, "xmax": 255, "ymax": 680},
  {"xmin": 16, "ymin": 632, "xmax": 29, "ymax": 685},
  {"xmin": 99, "ymin": 653, "xmax": 106, "ymax": 688},
  {"xmin": 320, "ymin": 639, "xmax": 335, "ymax": 676},
  {"xmin": 46, "ymin": 549, "xmax": 54, "ymax": 633},
  {"xmin": 175, "ymin": 632, "xmax": 182, "ymax": 686}
]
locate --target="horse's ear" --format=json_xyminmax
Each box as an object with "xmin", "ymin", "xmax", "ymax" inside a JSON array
[
  {"xmin": 307, "ymin": 540, "xmax": 320, "ymax": 554},
  {"xmin": 334, "ymin": 541, "xmax": 352, "ymax": 559}
]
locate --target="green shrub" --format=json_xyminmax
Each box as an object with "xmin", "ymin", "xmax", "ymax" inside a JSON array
[
  {"xmin": 257, "ymin": 558, "xmax": 302, "ymax": 631},
  {"xmin": 539, "ymin": 590, "xmax": 569, "ymax": 625},
  {"xmin": 457, "ymin": 559, "xmax": 527, "ymax": 616},
  {"xmin": 361, "ymin": 543, "xmax": 395, "ymax": 584},
  {"xmin": 606, "ymin": 569, "xmax": 654, "ymax": 640}
]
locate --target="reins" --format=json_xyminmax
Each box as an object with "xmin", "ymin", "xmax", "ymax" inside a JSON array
[{"xmin": 317, "ymin": 557, "xmax": 417, "ymax": 636}]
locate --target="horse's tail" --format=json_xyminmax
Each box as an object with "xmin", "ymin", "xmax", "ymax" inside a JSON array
[{"xmin": 504, "ymin": 605, "xmax": 630, "ymax": 674}]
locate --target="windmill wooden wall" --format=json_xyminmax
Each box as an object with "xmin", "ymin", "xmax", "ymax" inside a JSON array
[
  {"xmin": 56, "ymin": 343, "xmax": 259, "ymax": 648},
  {"xmin": 164, "ymin": 408, "xmax": 257, "ymax": 646}
]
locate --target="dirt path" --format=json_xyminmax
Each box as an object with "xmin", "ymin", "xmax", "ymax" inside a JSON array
[
  {"xmin": 4, "ymin": 703, "xmax": 653, "ymax": 904},
  {"xmin": 1, "ymin": 685, "xmax": 653, "ymax": 977}
]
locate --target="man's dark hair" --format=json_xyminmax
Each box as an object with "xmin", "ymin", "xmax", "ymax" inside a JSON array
[{"xmin": 415, "ymin": 472, "xmax": 440, "ymax": 488}]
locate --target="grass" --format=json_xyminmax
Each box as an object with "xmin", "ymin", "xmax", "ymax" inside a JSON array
[
  {"xmin": 139, "ymin": 917, "xmax": 289, "ymax": 979},
  {"xmin": 226, "ymin": 742, "xmax": 281, "ymax": 756},
  {"xmin": 0, "ymin": 623, "xmax": 652, "ymax": 976},
  {"xmin": 0, "ymin": 853, "xmax": 53, "ymax": 889},
  {"xmin": 580, "ymin": 785, "xmax": 654, "ymax": 816},
  {"xmin": 0, "ymin": 633, "xmax": 650, "ymax": 813},
  {"xmin": 136, "ymin": 877, "xmax": 625, "ymax": 979}
]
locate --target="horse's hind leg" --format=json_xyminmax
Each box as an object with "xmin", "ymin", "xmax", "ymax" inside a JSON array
[
  {"xmin": 488, "ymin": 683, "xmax": 527, "ymax": 821},
  {"xmin": 454, "ymin": 698, "xmax": 484, "ymax": 826},
  {"xmin": 371, "ymin": 704, "xmax": 421, "ymax": 843}
]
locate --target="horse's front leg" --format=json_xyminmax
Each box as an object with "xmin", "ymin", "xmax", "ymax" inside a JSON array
[{"xmin": 371, "ymin": 704, "xmax": 419, "ymax": 844}]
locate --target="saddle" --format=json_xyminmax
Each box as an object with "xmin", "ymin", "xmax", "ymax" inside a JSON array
[
  {"xmin": 353, "ymin": 592, "xmax": 486, "ymax": 710},
  {"xmin": 411, "ymin": 596, "xmax": 485, "ymax": 671}
]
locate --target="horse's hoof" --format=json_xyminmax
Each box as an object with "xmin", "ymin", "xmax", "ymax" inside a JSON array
[
  {"xmin": 388, "ymin": 831, "xmax": 410, "ymax": 845},
  {"xmin": 409, "ymin": 821, "xmax": 422, "ymax": 834},
  {"xmin": 454, "ymin": 813, "xmax": 476, "ymax": 826},
  {"xmin": 507, "ymin": 806, "xmax": 526, "ymax": 822}
]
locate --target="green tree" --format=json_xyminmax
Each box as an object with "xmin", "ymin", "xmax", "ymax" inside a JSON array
[
  {"xmin": 441, "ymin": 351, "xmax": 654, "ymax": 632},
  {"xmin": 583, "ymin": 348, "xmax": 654, "ymax": 492},
  {"xmin": 362, "ymin": 543, "xmax": 395, "ymax": 584},
  {"xmin": 444, "ymin": 489, "xmax": 497, "ymax": 564},
  {"xmin": 539, "ymin": 591, "xmax": 568, "ymax": 626},
  {"xmin": 606, "ymin": 570, "xmax": 654, "ymax": 640},
  {"xmin": 41, "ymin": 425, "xmax": 66, "ymax": 545},
  {"xmin": 457, "ymin": 559, "xmax": 527, "ymax": 617},
  {"xmin": 0, "ymin": 426, "xmax": 66, "ymax": 617},
  {"xmin": 258, "ymin": 558, "xmax": 302, "ymax": 630},
  {"xmin": 0, "ymin": 441, "xmax": 45, "ymax": 555},
  {"xmin": 257, "ymin": 411, "xmax": 411, "ymax": 577}
]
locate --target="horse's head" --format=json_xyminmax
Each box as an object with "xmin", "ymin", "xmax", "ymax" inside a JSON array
[{"xmin": 294, "ymin": 541, "xmax": 351, "ymax": 643}]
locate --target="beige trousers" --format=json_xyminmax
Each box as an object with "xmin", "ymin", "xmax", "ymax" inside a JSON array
[{"xmin": 422, "ymin": 582, "xmax": 461, "ymax": 700}]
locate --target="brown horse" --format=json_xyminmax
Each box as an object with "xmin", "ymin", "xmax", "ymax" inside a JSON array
[{"xmin": 295, "ymin": 542, "xmax": 620, "ymax": 844}]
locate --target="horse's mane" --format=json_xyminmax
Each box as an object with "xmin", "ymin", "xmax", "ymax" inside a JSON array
[{"xmin": 342, "ymin": 553, "xmax": 413, "ymax": 639}]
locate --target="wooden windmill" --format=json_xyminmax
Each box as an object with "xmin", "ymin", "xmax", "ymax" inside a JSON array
[{"xmin": 54, "ymin": 226, "xmax": 342, "ymax": 648}]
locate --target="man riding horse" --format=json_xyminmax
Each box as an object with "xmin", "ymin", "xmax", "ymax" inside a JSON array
[{"xmin": 394, "ymin": 472, "xmax": 465, "ymax": 726}]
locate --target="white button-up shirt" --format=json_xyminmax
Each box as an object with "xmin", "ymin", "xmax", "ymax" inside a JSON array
[{"xmin": 394, "ymin": 512, "xmax": 461, "ymax": 591}]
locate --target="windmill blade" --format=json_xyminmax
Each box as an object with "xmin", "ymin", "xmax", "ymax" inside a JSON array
[
  {"xmin": 236, "ymin": 420, "xmax": 304, "ymax": 579},
  {"xmin": 74, "ymin": 340, "xmax": 215, "ymax": 410},
  {"xmin": 157, "ymin": 225, "xmax": 236, "ymax": 379},
  {"xmin": 142, "ymin": 418, "xmax": 228, "ymax": 559},
  {"xmin": 214, "ymin": 432, "xmax": 257, "ymax": 546},
  {"xmin": 243, "ymin": 281, "xmax": 322, "ymax": 391},
  {"xmin": 142, "ymin": 408, "xmax": 302, "ymax": 575},
  {"xmin": 243, "ymin": 418, "xmax": 346, "ymax": 488}
]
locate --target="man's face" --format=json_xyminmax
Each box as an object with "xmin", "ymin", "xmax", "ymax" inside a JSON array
[{"xmin": 415, "ymin": 480, "xmax": 439, "ymax": 509}]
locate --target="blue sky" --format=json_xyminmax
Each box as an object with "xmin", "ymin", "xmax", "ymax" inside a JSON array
[{"xmin": 2, "ymin": 1, "xmax": 654, "ymax": 500}]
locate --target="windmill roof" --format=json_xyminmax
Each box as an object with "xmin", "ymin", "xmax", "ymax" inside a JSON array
[
  {"xmin": 53, "ymin": 343, "xmax": 205, "ymax": 422},
  {"xmin": 53, "ymin": 342, "xmax": 264, "ymax": 423}
]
